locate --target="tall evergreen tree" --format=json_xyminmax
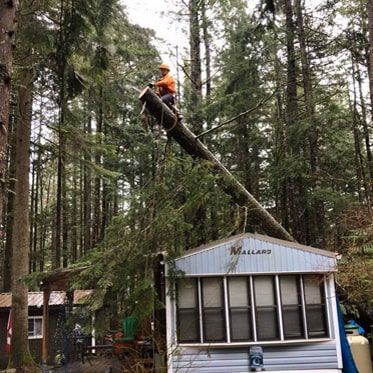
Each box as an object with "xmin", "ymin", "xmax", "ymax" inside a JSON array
[{"xmin": 0, "ymin": 0, "xmax": 18, "ymax": 239}]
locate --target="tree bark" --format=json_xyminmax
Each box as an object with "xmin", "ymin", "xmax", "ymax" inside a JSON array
[
  {"xmin": 83, "ymin": 111, "xmax": 92, "ymax": 254},
  {"xmin": 93, "ymin": 88, "xmax": 103, "ymax": 246},
  {"xmin": 3, "ymin": 116, "xmax": 16, "ymax": 292},
  {"xmin": 285, "ymin": 0, "xmax": 307, "ymax": 243},
  {"xmin": 295, "ymin": 0, "xmax": 325, "ymax": 246},
  {"xmin": 0, "ymin": 0, "xmax": 18, "ymax": 239},
  {"xmin": 367, "ymin": 0, "xmax": 373, "ymax": 118},
  {"xmin": 351, "ymin": 56, "xmax": 368, "ymax": 203},
  {"xmin": 139, "ymin": 88, "xmax": 295, "ymax": 242},
  {"xmin": 71, "ymin": 165, "xmax": 78, "ymax": 261},
  {"xmin": 9, "ymin": 66, "xmax": 37, "ymax": 371},
  {"xmin": 189, "ymin": 0, "xmax": 203, "ymax": 132},
  {"xmin": 201, "ymin": 0, "xmax": 211, "ymax": 98},
  {"xmin": 356, "ymin": 61, "xmax": 373, "ymax": 205}
]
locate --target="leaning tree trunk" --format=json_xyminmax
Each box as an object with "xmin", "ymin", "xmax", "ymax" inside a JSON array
[
  {"xmin": 139, "ymin": 88, "xmax": 295, "ymax": 242},
  {"xmin": 0, "ymin": 0, "xmax": 18, "ymax": 238},
  {"xmin": 9, "ymin": 66, "xmax": 37, "ymax": 371}
]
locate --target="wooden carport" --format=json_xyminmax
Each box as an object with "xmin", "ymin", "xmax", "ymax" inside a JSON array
[{"xmin": 40, "ymin": 267, "xmax": 87, "ymax": 365}]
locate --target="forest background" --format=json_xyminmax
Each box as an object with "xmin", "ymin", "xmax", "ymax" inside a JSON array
[{"xmin": 0, "ymin": 0, "xmax": 372, "ymax": 368}]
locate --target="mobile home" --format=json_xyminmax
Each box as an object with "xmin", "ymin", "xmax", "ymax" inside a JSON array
[{"xmin": 165, "ymin": 233, "xmax": 342, "ymax": 372}]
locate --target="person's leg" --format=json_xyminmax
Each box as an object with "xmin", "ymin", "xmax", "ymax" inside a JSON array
[
  {"xmin": 161, "ymin": 94, "xmax": 183, "ymax": 122},
  {"xmin": 161, "ymin": 93, "xmax": 175, "ymax": 107}
]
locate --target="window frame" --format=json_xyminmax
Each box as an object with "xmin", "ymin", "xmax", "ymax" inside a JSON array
[
  {"xmin": 228, "ymin": 276, "xmax": 253, "ymax": 342},
  {"xmin": 176, "ymin": 278, "xmax": 200, "ymax": 343},
  {"xmin": 280, "ymin": 275, "xmax": 306, "ymax": 340},
  {"xmin": 175, "ymin": 274, "xmax": 330, "ymax": 345},
  {"xmin": 201, "ymin": 277, "xmax": 226, "ymax": 343},
  {"xmin": 303, "ymin": 274, "xmax": 329, "ymax": 339},
  {"xmin": 28, "ymin": 316, "xmax": 43, "ymax": 339},
  {"xmin": 253, "ymin": 275, "xmax": 280, "ymax": 341}
]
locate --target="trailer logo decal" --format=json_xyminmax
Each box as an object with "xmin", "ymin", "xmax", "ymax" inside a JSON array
[{"xmin": 230, "ymin": 246, "xmax": 272, "ymax": 255}]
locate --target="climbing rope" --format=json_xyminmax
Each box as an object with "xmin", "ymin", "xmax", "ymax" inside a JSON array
[
  {"xmin": 165, "ymin": 112, "xmax": 179, "ymax": 133},
  {"xmin": 139, "ymin": 101, "xmax": 147, "ymax": 116},
  {"xmin": 160, "ymin": 102, "xmax": 179, "ymax": 133}
]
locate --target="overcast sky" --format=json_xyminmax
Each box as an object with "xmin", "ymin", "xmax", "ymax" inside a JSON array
[{"xmin": 123, "ymin": 0, "xmax": 187, "ymax": 69}]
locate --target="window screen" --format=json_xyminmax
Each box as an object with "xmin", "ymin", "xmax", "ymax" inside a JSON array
[
  {"xmin": 280, "ymin": 275, "xmax": 304, "ymax": 339},
  {"xmin": 175, "ymin": 274, "xmax": 329, "ymax": 345},
  {"xmin": 228, "ymin": 277, "xmax": 252, "ymax": 341},
  {"xmin": 304, "ymin": 275, "xmax": 328, "ymax": 338},
  {"xmin": 177, "ymin": 278, "xmax": 200, "ymax": 342},
  {"xmin": 202, "ymin": 278, "xmax": 226, "ymax": 342},
  {"xmin": 254, "ymin": 276, "xmax": 278, "ymax": 340}
]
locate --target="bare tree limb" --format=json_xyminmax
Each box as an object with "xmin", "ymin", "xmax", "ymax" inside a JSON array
[{"xmin": 196, "ymin": 90, "xmax": 277, "ymax": 139}]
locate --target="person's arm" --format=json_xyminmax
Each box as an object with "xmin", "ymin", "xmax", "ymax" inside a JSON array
[{"xmin": 155, "ymin": 76, "xmax": 168, "ymax": 88}]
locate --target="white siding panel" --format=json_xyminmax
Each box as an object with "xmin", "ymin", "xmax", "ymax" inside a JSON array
[
  {"xmin": 174, "ymin": 237, "xmax": 336, "ymax": 276},
  {"xmin": 172, "ymin": 342, "xmax": 339, "ymax": 372}
]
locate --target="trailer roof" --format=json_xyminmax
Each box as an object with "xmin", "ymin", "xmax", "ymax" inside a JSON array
[{"xmin": 179, "ymin": 233, "xmax": 337, "ymax": 259}]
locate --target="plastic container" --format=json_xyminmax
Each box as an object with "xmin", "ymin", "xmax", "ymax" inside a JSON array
[{"xmin": 345, "ymin": 325, "xmax": 372, "ymax": 373}]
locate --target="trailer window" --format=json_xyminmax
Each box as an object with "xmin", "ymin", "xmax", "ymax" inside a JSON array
[
  {"xmin": 228, "ymin": 277, "xmax": 253, "ymax": 341},
  {"xmin": 280, "ymin": 275, "xmax": 305, "ymax": 339},
  {"xmin": 304, "ymin": 275, "xmax": 328, "ymax": 338},
  {"xmin": 254, "ymin": 276, "xmax": 279, "ymax": 340},
  {"xmin": 176, "ymin": 278, "xmax": 200, "ymax": 342},
  {"xmin": 202, "ymin": 278, "xmax": 226, "ymax": 342},
  {"xmin": 175, "ymin": 274, "xmax": 329, "ymax": 344}
]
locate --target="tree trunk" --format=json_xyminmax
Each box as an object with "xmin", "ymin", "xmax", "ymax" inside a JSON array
[
  {"xmin": 367, "ymin": 0, "xmax": 373, "ymax": 118},
  {"xmin": 295, "ymin": 0, "xmax": 325, "ymax": 246},
  {"xmin": 201, "ymin": 0, "xmax": 211, "ymax": 98},
  {"xmin": 93, "ymin": 88, "xmax": 103, "ymax": 246},
  {"xmin": 54, "ymin": 98, "xmax": 65, "ymax": 268},
  {"xmin": 29, "ymin": 159, "xmax": 36, "ymax": 271},
  {"xmin": 189, "ymin": 0, "xmax": 203, "ymax": 132},
  {"xmin": 62, "ymin": 160, "xmax": 68, "ymax": 267},
  {"xmin": 356, "ymin": 61, "xmax": 373, "ymax": 205},
  {"xmin": 9, "ymin": 66, "xmax": 37, "ymax": 371},
  {"xmin": 351, "ymin": 56, "xmax": 368, "ymax": 203},
  {"xmin": 139, "ymin": 88, "xmax": 295, "ymax": 242},
  {"xmin": 83, "ymin": 113, "xmax": 92, "ymax": 253},
  {"xmin": 271, "ymin": 25, "xmax": 288, "ymax": 229},
  {"xmin": 0, "ymin": 0, "xmax": 17, "ymax": 238},
  {"xmin": 285, "ymin": 0, "xmax": 307, "ymax": 243},
  {"xmin": 71, "ymin": 165, "xmax": 78, "ymax": 261},
  {"xmin": 3, "ymin": 112, "xmax": 16, "ymax": 292}
]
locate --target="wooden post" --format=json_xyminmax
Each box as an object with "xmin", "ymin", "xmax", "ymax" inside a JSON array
[
  {"xmin": 42, "ymin": 286, "xmax": 50, "ymax": 364},
  {"xmin": 139, "ymin": 88, "xmax": 295, "ymax": 242},
  {"xmin": 153, "ymin": 253, "xmax": 166, "ymax": 370}
]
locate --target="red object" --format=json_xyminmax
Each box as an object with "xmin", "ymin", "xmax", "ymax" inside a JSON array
[{"xmin": 6, "ymin": 310, "xmax": 12, "ymax": 354}]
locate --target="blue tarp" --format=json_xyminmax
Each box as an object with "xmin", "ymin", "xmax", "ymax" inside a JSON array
[{"xmin": 337, "ymin": 297, "xmax": 358, "ymax": 373}]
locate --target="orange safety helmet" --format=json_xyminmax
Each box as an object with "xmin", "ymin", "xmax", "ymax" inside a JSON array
[{"xmin": 159, "ymin": 63, "xmax": 170, "ymax": 71}]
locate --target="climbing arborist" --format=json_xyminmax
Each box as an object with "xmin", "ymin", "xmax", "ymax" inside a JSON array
[
  {"xmin": 149, "ymin": 63, "xmax": 183, "ymax": 121},
  {"xmin": 153, "ymin": 63, "xmax": 176, "ymax": 106}
]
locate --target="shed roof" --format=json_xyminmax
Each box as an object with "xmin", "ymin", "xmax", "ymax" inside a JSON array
[{"xmin": 0, "ymin": 290, "xmax": 93, "ymax": 309}]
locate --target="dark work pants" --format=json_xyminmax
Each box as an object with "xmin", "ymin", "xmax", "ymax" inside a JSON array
[{"xmin": 161, "ymin": 93, "xmax": 175, "ymax": 107}]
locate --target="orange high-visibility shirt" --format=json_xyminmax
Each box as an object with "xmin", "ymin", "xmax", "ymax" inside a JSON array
[{"xmin": 155, "ymin": 72, "xmax": 176, "ymax": 95}]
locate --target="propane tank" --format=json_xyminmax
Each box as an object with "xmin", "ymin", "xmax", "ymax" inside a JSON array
[{"xmin": 345, "ymin": 325, "xmax": 372, "ymax": 373}]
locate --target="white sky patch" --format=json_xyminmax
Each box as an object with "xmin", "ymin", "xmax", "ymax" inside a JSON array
[{"xmin": 122, "ymin": 0, "xmax": 187, "ymax": 69}]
